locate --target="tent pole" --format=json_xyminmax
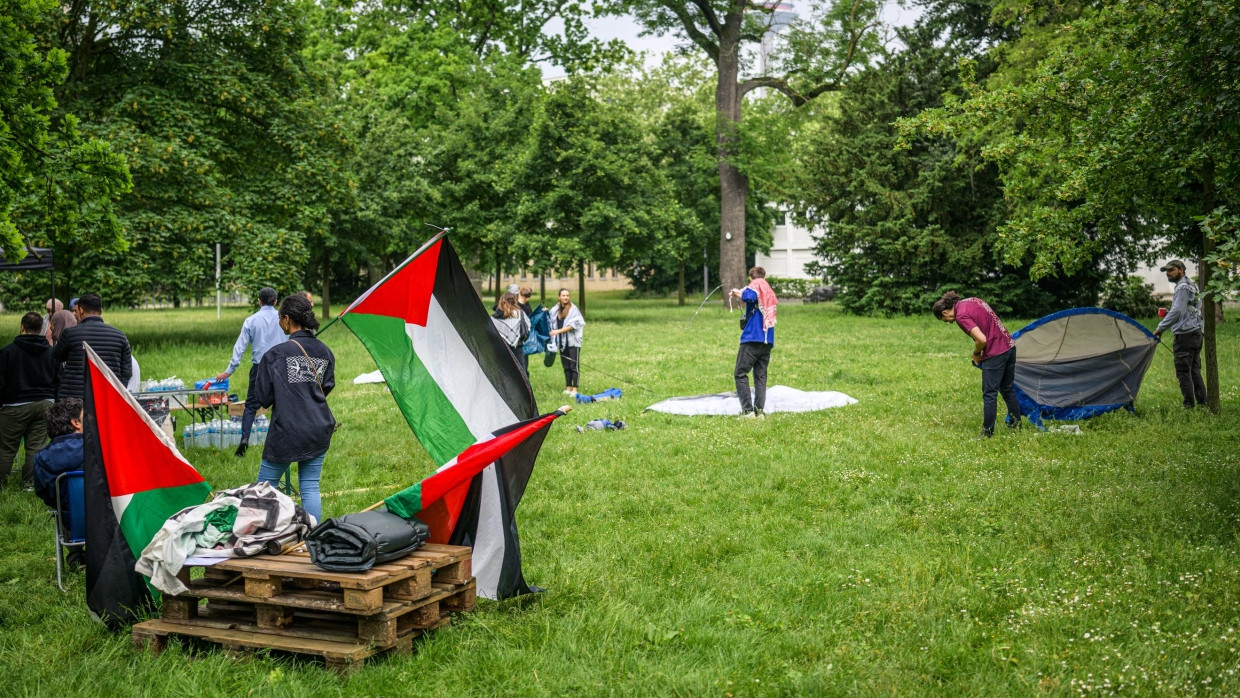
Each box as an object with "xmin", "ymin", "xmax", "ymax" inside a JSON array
[{"xmin": 215, "ymin": 243, "xmax": 221, "ymax": 319}]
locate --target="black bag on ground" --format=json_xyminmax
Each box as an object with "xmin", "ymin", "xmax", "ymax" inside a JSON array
[{"xmin": 306, "ymin": 510, "xmax": 429, "ymax": 572}]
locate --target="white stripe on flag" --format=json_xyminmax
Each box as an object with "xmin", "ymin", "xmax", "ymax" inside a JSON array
[
  {"xmin": 110, "ymin": 493, "xmax": 133, "ymax": 529},
  {"xmin": 405, "ymin": 296, "xmax": 519, "ymax": 442},
  {"xmin": 472, "ymin": 464, "xmax": 506, "ymax": 600}
]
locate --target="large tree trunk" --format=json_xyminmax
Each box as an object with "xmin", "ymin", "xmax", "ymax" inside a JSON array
[
  {"xmin": 321, "ymin": 252, "xmax": 331, "ymax": 320},
  {"xmin": 539, "ymin": 270, "xmax": 545, "ymax": 307},
  {"xmin": 1201, "ymin": 158, "xmax": 1220, "ymax": 414},
  {"xmin": 495, "ymin": 256, "xmax": 503, "ymax": 306},
  {"xmin": 716, "ymin": 20, "xmax": 747, "ymax": 304}
]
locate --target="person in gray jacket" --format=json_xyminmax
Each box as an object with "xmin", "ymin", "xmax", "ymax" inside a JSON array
[
  {"xmin": 549, "ymin": 289, "xmax": 585, "ymax": 396},
  {"xmin": 1153, "ymin": 259, "xmax": 1206, "ymax": 408}
]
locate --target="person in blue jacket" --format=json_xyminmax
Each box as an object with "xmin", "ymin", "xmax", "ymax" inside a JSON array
[
  {"xmin": 33, "ymin": 398, "xmax": 84, "ymax": 513},
  {"xmin": 729, "ymin": 267, "xmax": 778, "ymax": 419}
]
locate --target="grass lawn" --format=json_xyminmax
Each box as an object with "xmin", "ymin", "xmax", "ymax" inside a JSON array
[{"xmin": 1, "ymin": 293, "xmax": 1238, "ymax": 695}]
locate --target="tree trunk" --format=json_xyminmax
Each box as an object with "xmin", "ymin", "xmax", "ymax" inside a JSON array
[
  {"xmin": 540, "ymin": 270, "xmax": 545, "ymax": 307},
  {"xmin": 495, "ymin": 256, "xmax": 503, "ymax": 306},
  {"xmin": 321, "ymin": 252, "xmax": 331, "ymax": 320},
  {"xmin": 577, "ymin": 260, "xmax": 586, "ymax": 315},
  {"xmin": 678, "ymin": 257, "xmax": 686, "ymax": 306},
  {"xmin": 1200, "ymin": 158, "xmax": 1220, "ymax": 414},
  {"xmin": 716, "ymin": 18, "xmax": 747, "ymax": 305}
]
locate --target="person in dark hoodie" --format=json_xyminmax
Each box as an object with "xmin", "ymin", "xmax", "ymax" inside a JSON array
[
  {"xmin": 250, "ymin": 294, "xmax": 335, "ymax": 523},
  {"xmin": 0, "ymin": 312, "xmax": 57, "ymax": 489}
]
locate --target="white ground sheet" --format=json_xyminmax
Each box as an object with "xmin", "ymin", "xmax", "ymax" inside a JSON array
[
  {"xmin": 645, "ymin": 385, "xmax": 857, "ymax": 416},
  {"xmin": 353, "ymin": 370, "xmax": 385, "ymax": 384}
]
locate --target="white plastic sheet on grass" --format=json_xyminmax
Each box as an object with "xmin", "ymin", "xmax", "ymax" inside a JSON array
[
  {"xmin": 353, "ymin": 370, "xmax": 385, "ymax": 384},
  {"xmin": 645, "ymin": 385, "xmax": 857, "ymax": 416}
]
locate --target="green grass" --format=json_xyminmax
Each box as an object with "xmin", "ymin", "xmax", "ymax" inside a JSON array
[{"xmin": 1, "ymin": 295, "xmax": 1238, "ymax": 695}]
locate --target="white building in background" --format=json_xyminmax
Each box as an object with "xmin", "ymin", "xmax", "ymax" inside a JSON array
[{"xmin": 755, "ymin": 211, "xmax": 820, "ymax": 279}]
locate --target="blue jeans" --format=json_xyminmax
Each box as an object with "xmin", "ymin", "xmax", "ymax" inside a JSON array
[{"xmin": 258, "ymin": 452, "xmax": 325, "ymax": 523}]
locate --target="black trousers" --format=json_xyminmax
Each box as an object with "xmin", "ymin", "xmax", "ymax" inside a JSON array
[
  {"xmin": 561, "ymin": 346, "xmax": 580, "ymax": 388},
  {"xmin": 240, "ymin": 362, "xmax": 261, "ymax": 443},
  {"xmin": 1172, "ymin": 331, "xmax": 1207, "ymax": 408},
  {"xmin": 979, "ymin": 347, "xmax": 1021, "ymax": 432},
  {"xmin": 735, "ymin": 342, "xmax": 772, "ymax": 412}
]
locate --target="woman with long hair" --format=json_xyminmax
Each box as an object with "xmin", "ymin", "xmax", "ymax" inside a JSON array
[
  {"xmin": 492, "ymin": 291, "xmax": 530, "ymax": 377},
  {"xmin": 548, "ymin": 288, "xmax": 585, "ymax": 396},
  {"xmin": 250, "ymin": 294, "xmax": 336, "ymax": 522}
]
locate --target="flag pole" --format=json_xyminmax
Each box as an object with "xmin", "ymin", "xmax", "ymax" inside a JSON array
[{"xmin": 316, "ymin": 226, "xmax": 451, "ymax": 337}]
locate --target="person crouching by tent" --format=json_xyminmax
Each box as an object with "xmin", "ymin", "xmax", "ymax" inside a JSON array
[
  {"xmin": 1152, "ymin": 259, "xmax": 1206, "ymax": 408},
  {"xmin": 250, "ymin": 294, "xmax": 335, "ymax": 523},
  {"xmin": 730, "ymin": 266, "xmax": 778, "ymax": 419},
  {"xmin": 932, "ymin": 291, "xmax": 1023, "ymax": 438},
  {"xmin": 549, "ymin": 289, "xmax": 585, "ymax": 396}
]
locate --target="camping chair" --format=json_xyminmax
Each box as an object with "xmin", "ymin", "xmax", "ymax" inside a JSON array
[{"xmin": 52, "ymin": 470, "xmax": 86, "ymax": 592}]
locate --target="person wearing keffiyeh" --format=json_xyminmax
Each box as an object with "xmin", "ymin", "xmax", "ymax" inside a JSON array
[{"xmin": 730, "ymin": 266, "xmax": 778, "ymax": 418}]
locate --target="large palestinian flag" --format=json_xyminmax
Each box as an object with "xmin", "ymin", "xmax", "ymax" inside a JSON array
[
  {"xmin": 83, "ymin": 344, "xmax": 211, "ymax": 629},
  {"xmin": 338, "ymin": 232, "xmax": 541, "ymax": 599}
]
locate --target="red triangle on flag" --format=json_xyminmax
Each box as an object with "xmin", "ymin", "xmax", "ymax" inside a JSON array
[
  {"xmin": 86, "ymin": 344, "xmax": 206, "ymax": 497},
  {"xmin": 344, "ymin": 238, "xmax": 442, "ymax": 327}
]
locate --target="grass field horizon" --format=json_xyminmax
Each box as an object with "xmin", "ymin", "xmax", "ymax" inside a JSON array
[{"xmin": 1, "ymin": 294, "xmax": 1238, "ymax": 695}]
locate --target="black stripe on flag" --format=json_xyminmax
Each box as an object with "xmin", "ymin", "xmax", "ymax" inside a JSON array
[{"xmin": 432, "ymin": 239, "xmax": 537, "ymax": 421}]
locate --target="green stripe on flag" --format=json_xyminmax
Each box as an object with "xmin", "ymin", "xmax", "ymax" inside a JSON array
[
  {"xmin": 117, "ymin": 481, "xmax": 212, "ymax": 559},
  {"xmin": 384, "ymin": 483, "xmax": 423, "ymax": 519},
  {"xmin": 343, "ymin": 312, "xmax": 476, "ymax": 464}
]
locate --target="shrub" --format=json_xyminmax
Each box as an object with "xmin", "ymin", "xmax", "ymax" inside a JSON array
[
  {"xmin": 765, "ymin": 277, "xmax": 816, "ymax": 298},
  {"xmin": 1100, "ymin": 275, "xmax": 1161, "ymax": 319}
]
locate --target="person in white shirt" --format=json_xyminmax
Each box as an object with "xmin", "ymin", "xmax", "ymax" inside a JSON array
[{"xmin": 216, "ymin": 287, "xmax": 286, "ymax": 455}]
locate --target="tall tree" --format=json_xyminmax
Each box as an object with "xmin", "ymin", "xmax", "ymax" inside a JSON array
[
  {"xmin": 515, "ymin": 77, "xmax": 686, "ymax": 311},
  {"xmin": 620, "ymin": 0, "xmax": 881, "ymax": 298},
  {"xmin": 48, "ymin": 0, "xmax": 351, "ymax": 305},
  {"xmin": 0, "ymin": 0, "xmax": 129, "ymax": 303},
  {"xmin": 901, "ymin": 0, "xmax": 1240, "ymax": 412}
]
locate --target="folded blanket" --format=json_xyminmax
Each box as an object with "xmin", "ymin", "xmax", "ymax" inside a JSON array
[
  {"xmin": 306, "ymin": 511, "xmax": 430, "ymax": 572},
  {"xmin": 136, "ymin": 482, "xmax": 314, "ymax": 595}
]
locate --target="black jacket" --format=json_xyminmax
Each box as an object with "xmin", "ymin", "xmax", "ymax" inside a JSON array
[
  {"xmin": 251, "ymin": 330, "xmax": 336, "ymax": 463},
  {"xmin": 0, "ymin": 334, "xmax": 57, "ymax": 404},
  {"xmin": 53, "ymin": 316, "xmax": 132, "ymax": 398}
]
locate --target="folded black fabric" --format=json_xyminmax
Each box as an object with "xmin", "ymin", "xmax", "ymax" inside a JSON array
[{"xmin": 306, "ymin": 511, "xmax": 429, "ymax": 572}]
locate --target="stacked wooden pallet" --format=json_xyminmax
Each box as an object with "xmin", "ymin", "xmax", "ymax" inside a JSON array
[{"xmin": 132, "ymin": 543, "xmax": 475, "ymax": 672}]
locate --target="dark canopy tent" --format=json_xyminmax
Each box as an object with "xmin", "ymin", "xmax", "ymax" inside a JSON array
[{"xmin": 0, "ymin": 246, "xmax": 57, "ymax": 300}]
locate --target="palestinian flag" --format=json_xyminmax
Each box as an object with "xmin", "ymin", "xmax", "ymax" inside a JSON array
[
  {"xmin": 384, "ymin": 411, "xmax": 562, "ymax": 597},
  {"xmin": 339, "ymin": 233, "xmax": 536, "ymax": 464},
  {"xmin": 338, "ymin": 232, "xmax": 541, "ymax": 599},
  {"xmin": 83, "ymin": 343, "xmax": 211, "ymax": 629}
]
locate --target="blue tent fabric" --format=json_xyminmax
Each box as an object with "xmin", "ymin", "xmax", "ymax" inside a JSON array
[
  {"xmin": 576, "ymin": 388, "xmax": 621, "ymax": 404},
  {"xmin": 524, "ymin": 306, "xmax": 551, "ymax": 356},
  {"xmin": 1010, "ymin": 307, "xmax": 1158, "ymax": 429}
]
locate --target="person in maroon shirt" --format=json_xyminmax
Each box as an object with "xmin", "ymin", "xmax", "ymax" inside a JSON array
[{"xmin": 932, "ymin": 291, "xmax": 1023, "ymax": 438}]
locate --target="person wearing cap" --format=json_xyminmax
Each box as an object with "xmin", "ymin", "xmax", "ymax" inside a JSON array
[
  {"xmin": 217, "ymin": 287, "xmax": 286, "ymax": 456},
  {"xmin": 1153, "ymin": 260, "xmax": 1206, "ymax": 408}
]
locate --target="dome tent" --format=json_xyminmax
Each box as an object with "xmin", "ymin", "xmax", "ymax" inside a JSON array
[{"xmin": 1011, "ymin": 307, "xmax": 1159, "ymax": 428}]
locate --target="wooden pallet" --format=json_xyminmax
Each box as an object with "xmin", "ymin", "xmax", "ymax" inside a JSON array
[
  {"xmin": 175, "ymin": 542, "xmax": 473, "ymax": 613},
  {"xmin": 133, "ymin": 544, "xmax": 477, "ymax": 672}
]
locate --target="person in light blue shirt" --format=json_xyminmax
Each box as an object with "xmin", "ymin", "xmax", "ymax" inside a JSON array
[{"xmin": 217, "ymin": 287, "xmax": 286, "ymax": 455}]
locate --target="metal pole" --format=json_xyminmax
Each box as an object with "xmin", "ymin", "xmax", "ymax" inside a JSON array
[{"xmin": 215, "ymin": 243, "xmax": 221, "ymax": 319}]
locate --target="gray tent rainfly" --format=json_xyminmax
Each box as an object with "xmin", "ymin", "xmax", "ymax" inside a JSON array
[{"xmin": 1011, "ymin": 307, "xmax": 1159, "ymax": 428}]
